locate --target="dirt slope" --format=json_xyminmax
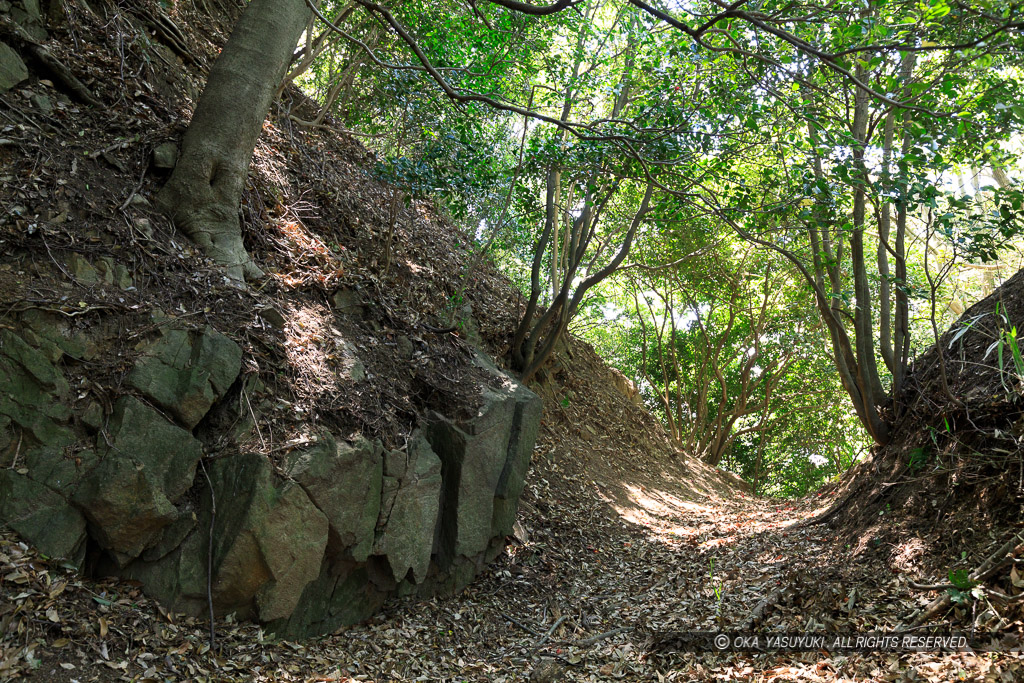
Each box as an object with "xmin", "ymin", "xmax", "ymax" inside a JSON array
[{"xmin": 814, "ymin": 268, "xmax": 1024, "ymax": 579}]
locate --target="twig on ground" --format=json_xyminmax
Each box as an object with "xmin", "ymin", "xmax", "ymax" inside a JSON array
[
  {"xmin": 568, "ymin": 626, "xmax": 633, "ymax": 648},
  {"xmin": 501, "ymin": 611, "xmax": 543, "ymax": 638},
  {"xmin": 118, "ymin": 157, "xmax": 150, "ymax": 211},
  {"xmin": 530, "ymin": 615, "xmax": 567, "ymax": 655},
  {"xmin": 199, "ymin": 459, "xmax": 217, "ymax": 651},
  {"xmin": 909, "ymin": 580, "xmax": 956, "ymax": 591}
]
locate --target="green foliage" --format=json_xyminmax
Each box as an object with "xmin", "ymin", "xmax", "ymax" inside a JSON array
[
  {"xmin": 294, "ymin": 0, "xmax": 1024, "ymax": 496},
  {"xmin": 946, "ymin": 568, "xmax": 981, "ymax": 604},
  {"xmin": 907, "ymin": 446, "xmax": 932, "ymax": 474}
]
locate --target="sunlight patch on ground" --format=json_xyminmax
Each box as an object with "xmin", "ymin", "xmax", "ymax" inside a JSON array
[
  {"xmin": 281, "ymin": 304, "xmax": 358, "ymax": 405},
  {"xmin": 613, "ymin": 482, "xmax": 717, "ymax": 531},
  {"xmin": 891, "ymin": 537, "xmax": 930, "ymax": 572}
]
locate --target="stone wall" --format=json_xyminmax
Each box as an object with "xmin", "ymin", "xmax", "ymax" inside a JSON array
[{"xmin": 0, "ymin": 314, "xmax": 541, "ymax": 639}]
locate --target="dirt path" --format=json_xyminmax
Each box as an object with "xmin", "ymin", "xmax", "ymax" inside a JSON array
[
  {"xmin": 324, "ymin": 460, "xmax": 1019, "ymax": 682},
  {"xmin": 6, "ymin": 441, "xmax": 1019, "ymax": 682}
]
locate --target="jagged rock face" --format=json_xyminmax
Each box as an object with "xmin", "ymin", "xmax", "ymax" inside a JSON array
[
  {"xmin": 373, "ymin": 431, "xmax": 442, "ymax": 585},
  {"xmin": 0, "ymin": 329, "xmax": 87, "ymax": 564},
  {"xmin": 285, "ymin": 433, "xmax": 383, "ymax": 563},
  {"xmin": 0, "ymin": 320, "xmax": 542, "ymax": 639},
  {"xmin": 267, "ymin": 353, "xmax": 542, "ymax": 638},
  {"xmin": 0, "ymin": 40, "xmax": 28, "ymax": 91},
  {"xmin": 73, "ymin": 397, "xmax": 204, "ymax": 566},
  {"xmin": 129, "ymin": 326, "xmax": 242, "ymax": 429}
]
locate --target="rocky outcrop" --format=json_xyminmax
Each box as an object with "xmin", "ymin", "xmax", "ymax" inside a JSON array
[
  {"xmin": 268, "ymin": 352, "xmax": 542, "ymax": 638},
  {"xmin": 430, "ymin": 354, "xmax": 542, "ymax": 568},
  {"xmin": 129, "ymin": 325, "xmax": 242, "ymax": 428},
  {"xmin": 0, "ymin": 329, "xmax": 87, "ymax": 564},
  {"xmin": 0, "ymin": 40, "xmax": 28, "ymax": 91},
  {"xmin": 609, "ymin": 367, "xmax": 641, "ymax": 406},
  {"xmin": 0, "ymin": 320, "xmax": 542, "ymax": 639},
  {"xmin": 73, "ymin": 396, "xmax": 204, "ymax": 566},
  {"xmin": 285, "ymin": 433, "xmax": 382, "ymax": 563},
  {"xmin": 373, "ymin": 431, "xmax": 442, "ymax": 585}
]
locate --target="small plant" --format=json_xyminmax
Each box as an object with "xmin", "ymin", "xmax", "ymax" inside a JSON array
[
  {"xmin": 907, "ymin": 446, "xmax": 930, "ymax": 473},
  {"xmin": 995, "ymin": 325, "xmax": 1024, "ymax": 393},
  {"xmin": 947, "ymin": 568, "xmax": 981, "ymax": 604},
  {"xmin": 978, "ymin": 303, "xmax": 1024, "ymax": 395},
  {"xmin": 708, "ymin": 558, "xmax": 724, "ymax": 615}
]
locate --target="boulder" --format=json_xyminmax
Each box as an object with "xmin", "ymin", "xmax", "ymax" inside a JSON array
[
  {"xmin": 95, "ymin": 256, "xmax": 133, "ymax": 289},
  {"xmin": 267, "ymin": 562, "xmax": 385, "ymax": 639},
  {"xmin": 490, "ymin": 378, "xmax": 543, "ymax": 541},
  {"xmin": 103, "ymin": 396, "xmax": 203, "ymax": 500},
  {"xmin": 255, "ymin": 483, "xmax": 330, "ymax": 620},
  {"xmin": 0, "ymin": 319, "xmax": 545, "ymax": 639},
  {"xmin": 0, "ymin": 329, "xmax": 73, "ymax": 447},
  {"xmin": 0, "ymin": 328, "xmax": 68, "ymax": 395},
  {"xmin": 0, "ymin": 41, "xmax": 27, "ymax": 92},
  {"xmin": 11, "ymin": 2, "xmax": 47, "ymax": 41},
  {"xmin": 285, "ymin": 433, "xmax": 381, "ymax": 562},
  {"xmin": 24, "ymin": 445, "xmax": 97, "ymax": 494},
  {"xmin": 395, "ymin": 335, "xmax": 414, "ymax": 360},
  {"xmin": 257, "ymin": 305, "xmax": 286, "ymax": 329},
  {"xmin": 118, "ymin": 526, "xmax": 208, "ymax": 616},
  {"xmin": 141, "ymin": 505, "xmax": 197, "ymax": 563},
  {"xmin": 73, "ymin": 455, "xmax": 177, "ymax": 564},
  {"xmin": 19, "ymin": 0, "xmax": 41, "ymax": 20},
  {"xmin": 30, "ymin": 92, "xmax": 50, "ymax": 114},
  {"xmin": 21, "ymin": 309, "xmax": 99, "ymax": 361},
  {"xmin": 206, "ymin": 452, "xmax": 328, "ymax": 621},
  {"xmin": 330, "ymin": 288, "xmax": 363, "ymax": 316},
  {"xmin": 373, "ymin": 430, "xmax": 442, "ymax": 583},
  {"xmin": 72, "ymin": 396, "xmax": 202, "ymax": 565},
  {"xmin": 129, "ymin": 325, "xmax": 242, "ymax": 428},
  {"xmin": 0, "ymin": 414, "xmax": 10, "ymax": 452},
  {"xmin": 609, "ymin": 367, "xmax": 641, "ymax": 405},
  {"xmin": 152, "ymin": 141, "xmax": 178, "ymax": 170},
  {"xmin": 429, "ymin": 354, "xmax": 542, "ymax": 569},
  {"xmin": 0, "ymin": 470, "xmax": 86, "ymax": 564},
  {"xmin": 67, "ymin": 253, "xmax": 100, "ymax": 284}
]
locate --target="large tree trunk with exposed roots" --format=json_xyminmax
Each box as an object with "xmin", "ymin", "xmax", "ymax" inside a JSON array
[{"xmin": 156, "ymin": 0, "xmax": 312, "ymax": 281}]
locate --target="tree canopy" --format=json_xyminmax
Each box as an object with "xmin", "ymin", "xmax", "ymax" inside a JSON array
[{"xmin": 167, "ymin": 0, "xmax": 1024, "ymax": 493}]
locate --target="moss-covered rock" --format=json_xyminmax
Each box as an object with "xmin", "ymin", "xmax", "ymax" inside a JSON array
[
  {"xmin": 0, "ymin": 323, "xmax": 543, "ymax": 640},
  {"xmin": 129, "ymin": 326, "xmax": 241, "ymax": 428},
  {"xmin": 0, "ymin": 329, "xmax": 73, "ymax": 447},
  {"xmin": 285, "ymin": 433, "xmax": 382, "ymax": 562},
  {"xmin": 0, "ymin": 41, "xmax": 27, "ymax": 92},
  {"xmin": 72, "ymin": 397, "xmax": 202, "ymax": 565},
  {"xmin": 0, "ymin": 470, "xmax": 86, "ymax": 565}
]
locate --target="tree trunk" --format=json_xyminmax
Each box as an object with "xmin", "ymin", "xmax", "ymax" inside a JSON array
[{"xmin": 156, "ymin": 0, "xmax": 313, "ymax": 281}]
